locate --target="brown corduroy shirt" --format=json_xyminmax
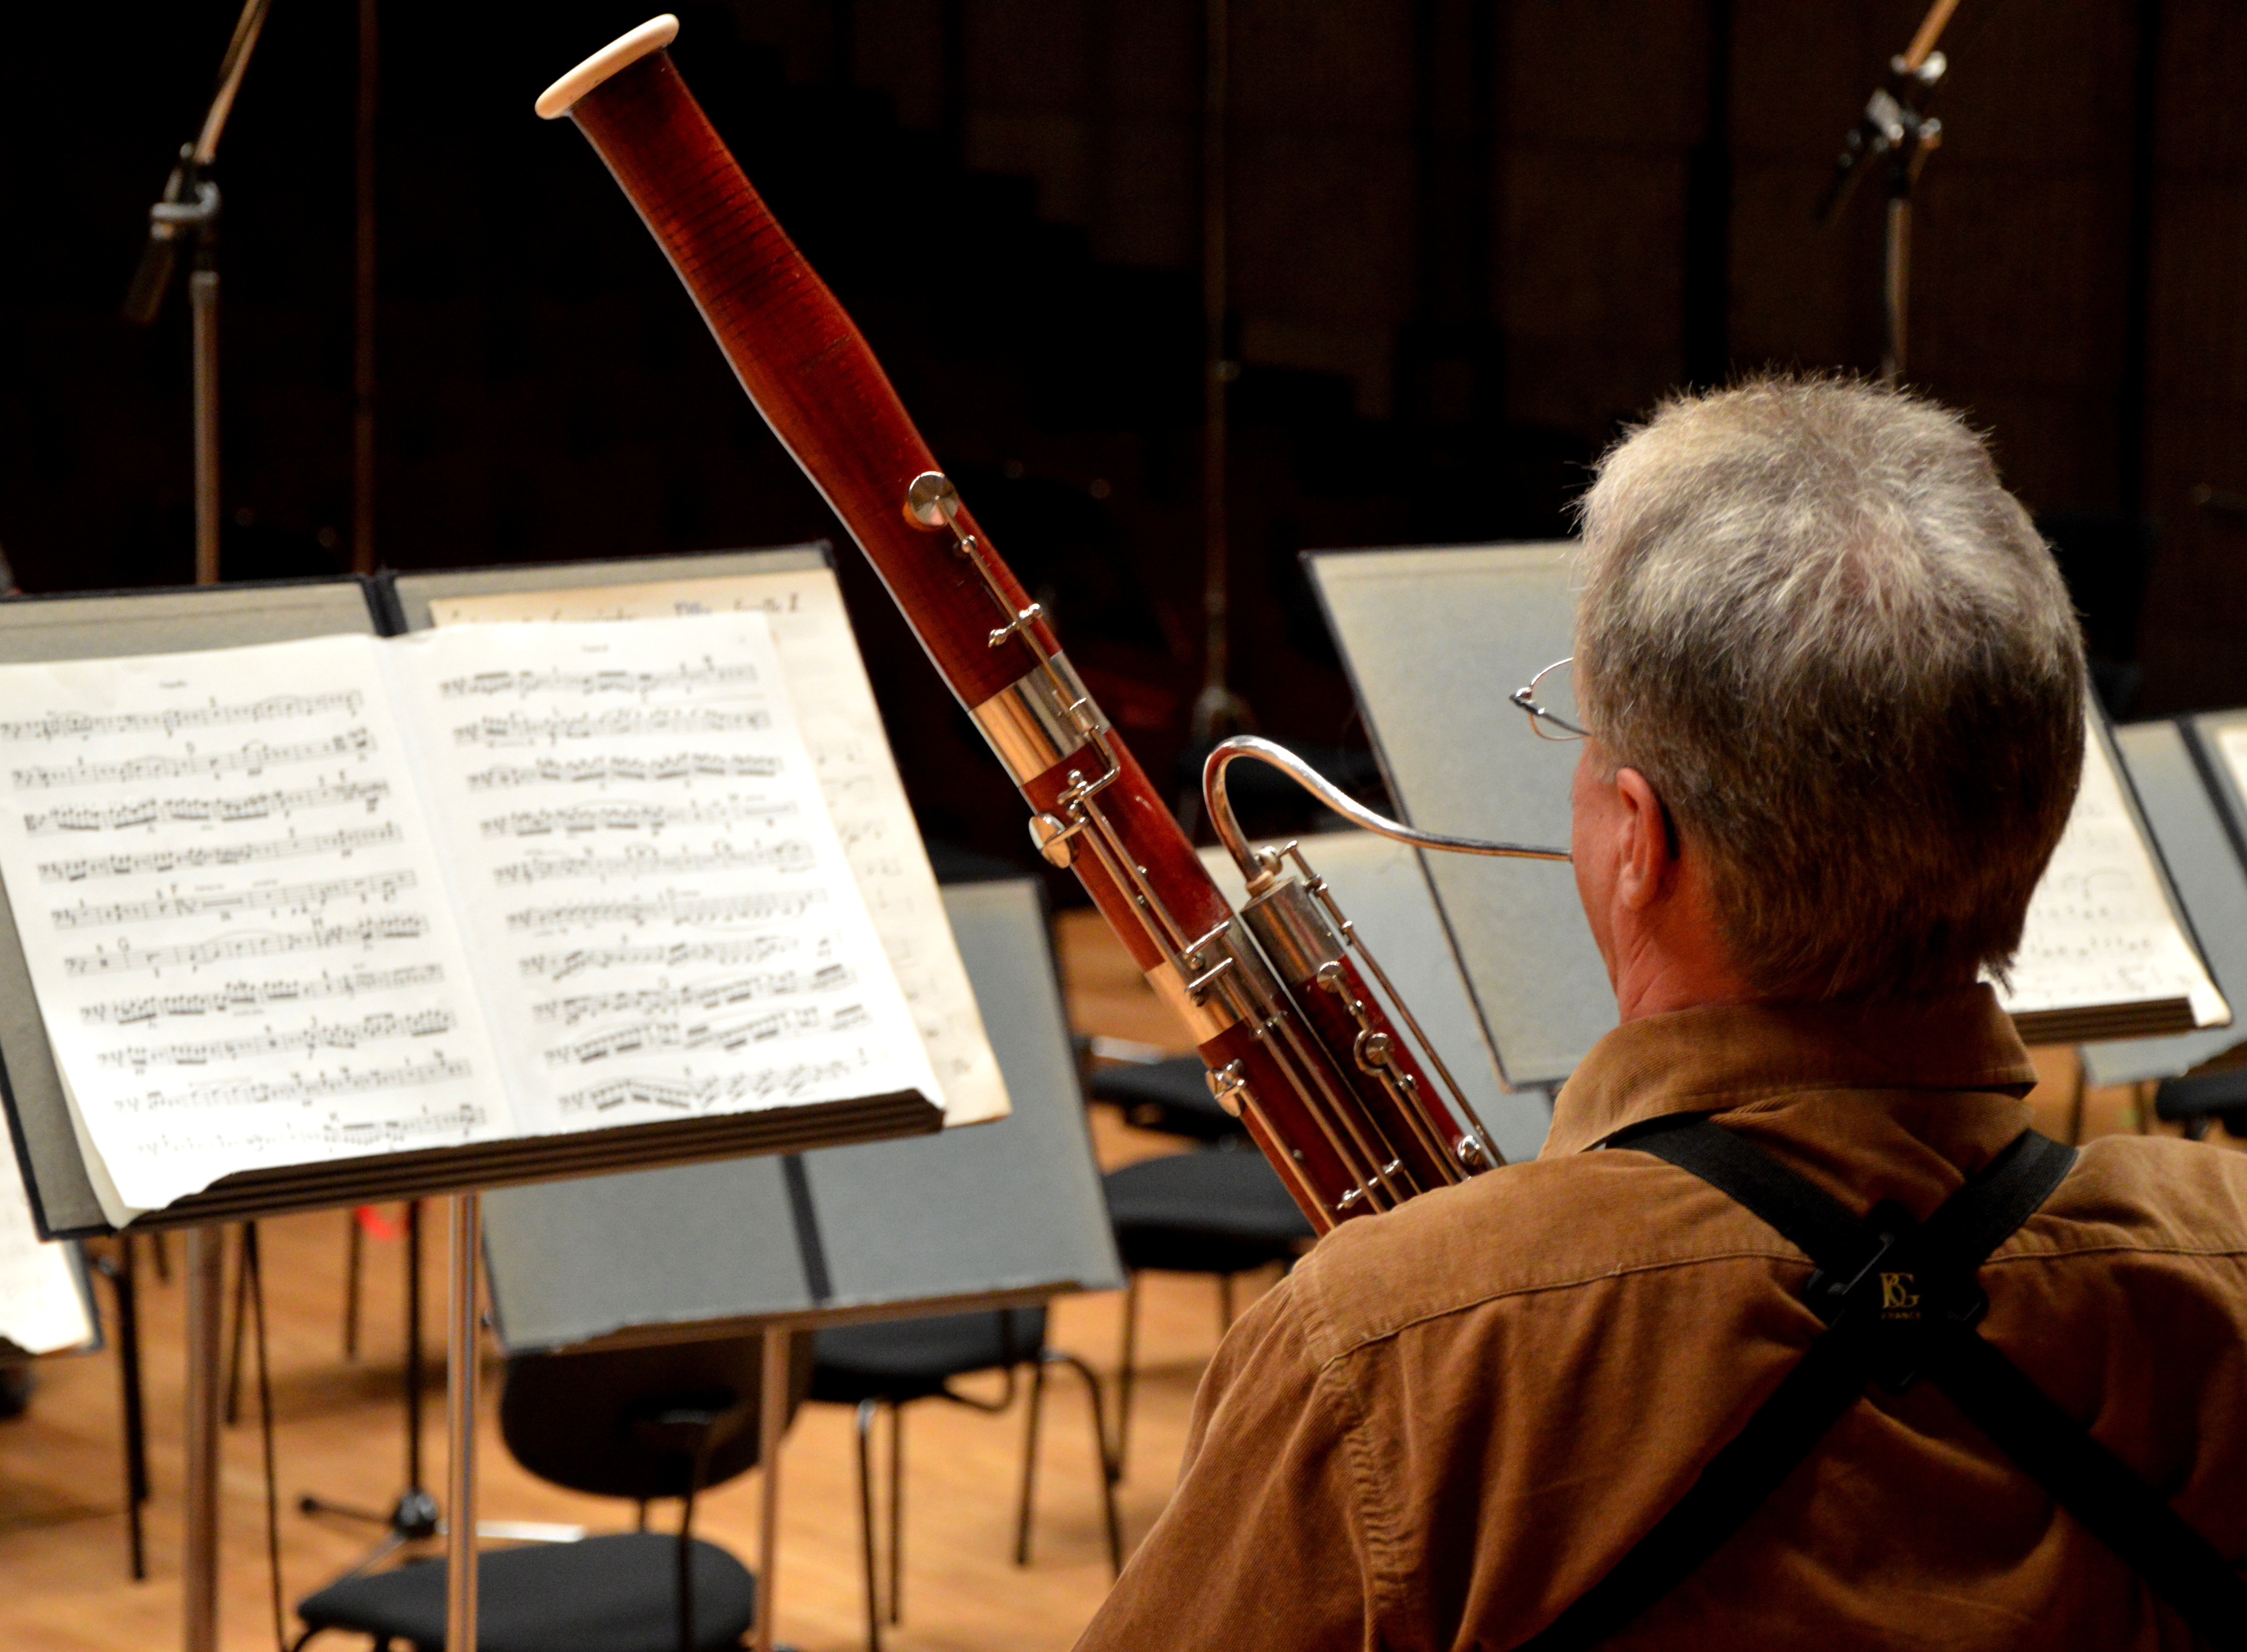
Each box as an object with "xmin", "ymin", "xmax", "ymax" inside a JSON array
[{"xmin": 1075, "ymin": 986, "xmax": 2247, "ymax": 1651}]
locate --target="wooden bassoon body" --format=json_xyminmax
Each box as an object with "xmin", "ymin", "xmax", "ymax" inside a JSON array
[{"xmin": 534, "ymin": 16, "xmax": 1566, "ymax": 1232}]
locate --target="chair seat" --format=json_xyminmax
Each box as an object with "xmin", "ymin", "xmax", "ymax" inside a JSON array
[
  {"xmin": 809, "ymin": 1307, "xmax": 1047, "ymax": 1407},
  {"xmin": 296, "ymin": 1531, "xmax": 754, "ymax": 1652},
  {"xmin": 1103, "ymin": 1148, "xmax": 1315, "ymax": 1275},
  {"xmin": 1088, "ymin": 1056, "xmax": 1242, "ymax": 1142}
]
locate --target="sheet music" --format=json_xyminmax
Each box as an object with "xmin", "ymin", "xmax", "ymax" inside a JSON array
[
  {"xmin": 0, "ymin": 636, "xmax": 509, "ymax": 1220},
  {"xmin": 0, "ymin": 1157, "xmax": 91, "ymax": 1356},
  {"xmin": 427, "ymin": 571, "xmax": 1008, "ymax": 1126},
  {"xmin": 381, "ymin": 613, "xmax": 940, "ymax": 1133},
  {"xmin": 1997, "ymin": 729, "xmax": 2228, "ymax": 1027}
]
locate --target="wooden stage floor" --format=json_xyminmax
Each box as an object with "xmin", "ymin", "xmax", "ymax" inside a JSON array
[{"xmin": 0, "ymin": 909, "xmax": 2204, "ymax": 1651}]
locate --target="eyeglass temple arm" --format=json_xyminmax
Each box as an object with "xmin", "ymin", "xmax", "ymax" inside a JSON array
[{"xmin": 1203, "ymin": 735, "xmax": 1571, "ymax": 894}]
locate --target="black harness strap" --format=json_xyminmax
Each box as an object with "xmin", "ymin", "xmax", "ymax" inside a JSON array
[{"xmin": 1514, "ymin": 1119, "xmax": 2247, "ymax": 1651}]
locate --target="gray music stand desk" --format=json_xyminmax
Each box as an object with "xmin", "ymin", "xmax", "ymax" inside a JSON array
[
  {"xmin": 1305, "ymin": 544, "xmax": 1605, "ymax": 1088},
  {"xmin": 2079, "ymin": 719, "xmax": 2247, "ymax": 1088},
  {"xmin": 1198, "ymin": 834, "xmax": 1553, "ymax": 1162},
  {"xmin": 480, "ymin": 876, "xmax": 1122, "ymax": 1649}
]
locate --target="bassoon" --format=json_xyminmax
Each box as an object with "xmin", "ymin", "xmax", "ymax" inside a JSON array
[{"xmin": 534, "ymin": 17, "xmax": 1567, "ymax": 1233}]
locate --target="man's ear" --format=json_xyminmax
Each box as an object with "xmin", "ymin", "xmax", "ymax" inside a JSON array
[{"xmin": 1612, "ymin": 767, "xmax": 1676, "ymax": 911}]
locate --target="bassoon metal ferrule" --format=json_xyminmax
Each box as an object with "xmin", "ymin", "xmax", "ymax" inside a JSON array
[
  {"xmin": 1143, "ymin": 916, "xmax": 1277, "ymax": 1045},
  {"xmin": 1239, "ymin": 874, "xmax": 1347, "ymax": 983},
  {"xmin": 969, "ymin": 655, "xmax": 1110, "ymax": 786}
]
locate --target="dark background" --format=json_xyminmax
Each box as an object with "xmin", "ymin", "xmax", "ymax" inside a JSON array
[{"xmin": 3, "ymin": 1, "xmax": 2243, "ymax": 868}]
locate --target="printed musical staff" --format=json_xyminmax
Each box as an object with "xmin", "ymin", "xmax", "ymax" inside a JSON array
[
  {"xmin": 465, "ymin": 753, "xmax": 783, "ymax": 790},
  {"xmin": 477, "ymin": 799, "xmax": 796, "ymax": 838},
  {"xmin": 63, "ymin": 916, "xmax": 432, "ymax": 977},
  {"xmin": 503, "ymin": 889, "xmax": 824, "ymax": 933},
  {"xmin": 38, "ymin": 822, "xmax": 400, "ymax": 882},
  {"xmin": 438, "ymin": 661, "xmax": 756, "ymax": 700},
  {"xmin": 125, "ymin": 1053, "xmax": 475, "ymax": 1112},
  {"xmin": 492, "ymin": 840, "xmax": 814, "ymax": 886},
  {"xmin": 98, "ymin": 1008, "xmax": 457, "ymax": 1070},
  {"xmin": 544, "ymin": 1005, "xmax": 826, "ymax": 1065},
  {"xmin": 53, "ymin": 870, "xmax": 415, "ymax": 930},
  {"xmin": 451, "ymin": 708, "xmax": 770, "ymax": 746},
  {"xmin": 24, "ymin": 778, "xmax": 392, "ymax": 836},
  {"xmin": 12, "ymin": 729, "xmax": 372, "ymax": 790},
  {"xmin": 557, "ymin": 1059, "xmax": 861, "ymax": 1115},
  {"xmin": 0, "ymin": 691, "xmax": 364, "ymax": 743},
  {"xmin": 80, "ymin": 963, "xmax": 447, "ymax": 1024},
  {"xmin": 515, "ymin": 935, "xmax": 807, "ymax": 981},
  {"xmin": 531, "ymin": 963, "xmax": 851, "ymax": 1025}
]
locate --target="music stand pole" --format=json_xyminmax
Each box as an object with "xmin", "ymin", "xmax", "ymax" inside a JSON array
[
  {"xmin": 182, "ymin": 1227, "xmax": 225, "ymax": 1652},
  {"xmin": 121, "ymin": 0, "xmax": 275, "ymax": 586},
  {"xmin": 445, "ymin": 1193, "xmax": 482, "ymax": 1652}
]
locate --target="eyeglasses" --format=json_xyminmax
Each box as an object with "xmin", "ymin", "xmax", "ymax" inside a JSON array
[{"xmin": 1510, "ymin": 657, "xmax": 1590, "ymax": 741}]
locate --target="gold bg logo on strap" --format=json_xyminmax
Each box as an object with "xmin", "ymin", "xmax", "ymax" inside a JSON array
[{"xmin": 1879, "ymin": 1271, "xmax": 1921, "ymax": 1317}]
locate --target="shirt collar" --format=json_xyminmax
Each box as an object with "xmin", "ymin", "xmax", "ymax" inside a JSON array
[{"xmin": 1542, "ymin": 984, "xmax": 2039, "ymax": 1159}]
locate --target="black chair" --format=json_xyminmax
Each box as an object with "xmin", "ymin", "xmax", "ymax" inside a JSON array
[
  {"xmin": 2152, "ymin": 1066, "xmax": 2247, "ymax": 1140},
  {"xmin": 1102, "ymin": 1145, "xmax": 1316, "ymax": 1472},
  {"xmin": 809, "ymin": 1306, "xmax": 1120, "ymax": 1652},
  {"xmin": 1087, "ymin": 1054, "xmax": 1244, "ymax": 1144},
  {"xmin": 294, "ymin": 1335, "xmax": 809, "ymax": 1652}
]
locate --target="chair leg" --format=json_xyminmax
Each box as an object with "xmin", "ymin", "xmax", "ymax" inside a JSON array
[
  {"xmin": 1218, "ymin": 1271, "xmax": 1235, "ymax": 1336},
  {"xmin": 342, "ymin": 1207, "xmax": 364, "ymax": 1361},
  {"xmin": 886, "ymin": 1402, "xmax": 904, "ymax": 1625},
  {"xmin": 98, "ymin": 1236, "xmax": 149, "ymax": 1582},
  {"xmin": 1014, "ymin": 1356, "xmax": 1049, "ymax": 1566},
  {"xmin": 224, "ymin": 1222, "xmax": 253, "ymax": 1426},
  {"xmin": 1116, "ymin": 1272, "xmax": 1139, "ymax": 1477},
  {"xmin": 1047, "ymin": 1351, "xmax": 1125, "ymax": 1577},
  {"xmin": 853, "ymin": 1399, "xmax": 883, "ymax": 1652}
]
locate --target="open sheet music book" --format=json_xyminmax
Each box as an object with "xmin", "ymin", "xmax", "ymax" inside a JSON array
[
  {"xmin": 1998, "ymin": 719, "xmax": 2229, "ymax": 1045},
  {"xmin": 0, "ymin": 612, "xmax": 945, "ymax": 1225}
]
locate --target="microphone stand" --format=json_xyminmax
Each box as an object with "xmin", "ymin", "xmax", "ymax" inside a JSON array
[
  {"xmin": 121, "ymin": 0, "xmax": 276, "ymax": 586},
  {"xmin": 1815, "ymin": 0, "xmax": 1961, "ymax": 384}
]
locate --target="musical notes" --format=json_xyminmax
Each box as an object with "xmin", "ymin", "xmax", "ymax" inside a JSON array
[
  {"xmin": 451, "ymin": 708, "xmax": 769, "ymax": 745},
  {"xmin": 24, "ymin": 779, "xmax": 392, "ymax": 836},
  {"xmin": 557, "ymin": 1061, "xmax": 859, "ymax": 1116},
  {"xmin": 531, "ymin": 963, "xmax": 851, "ymax": 1024},
  {"xmin": 80, "ymin": 963, "xmax": 447, "ymax": 1023},
  {"xmin": 53, "ymin": 870, "xmax": 415, "ymax": 928},
  {"xmin": 428, "ymin": 570, "xmax": 1010, "ymax": 1126},
  {"xmin": 466, "ymin": 753, "xmax": 783, "ymax": 790},
  {"xmin": 492, "ymin": 841, "xmax": 814, "ymax": 885},
  {"xmin": 63, "ymin": 916, "xmax": 432, "ymax": 977},
  {"xmin": 503, "ymin": 890, "xmax": 823, "ymax": 933},
  {"xmin": 97, "ymin": 1008, "xmax": 456, "ymax": 1071},
  {"xmin": 0, "ymin": 692, "xmax": 363, "ymax": 742},
  {"xmin": 38, "ymin": 823, "xmax": 401, "ymax": 882},
  {"xmin": 124, "ymin": 1054, "xmax": 475, "ymax": 1112},
  {"xmin": 439, "ymin": 662, "xmax": 756, "ymax": 700},
  {"xmin": 2001, "ymin": 729, "xmax": 2228, "ymax": 1028},
  {"xmin": 12, "ymin": 729, "xmax": 372, "ymax": 789},
  {"xmin": 0, "ymin": 634, "xmax": 507, "ymax": 1220},
  {"xmin": 388, "ymin": 612, "xmax": 938, "ymax": 1130},
  {"xmin": 478, "ymin": 799, "xmax": 797, "ymax": 838}
]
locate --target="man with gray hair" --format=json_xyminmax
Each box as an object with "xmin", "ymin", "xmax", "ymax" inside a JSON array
[{"xmin": 1076, "ymin": 377, "xmax": 2247, "ymax": 1650}]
